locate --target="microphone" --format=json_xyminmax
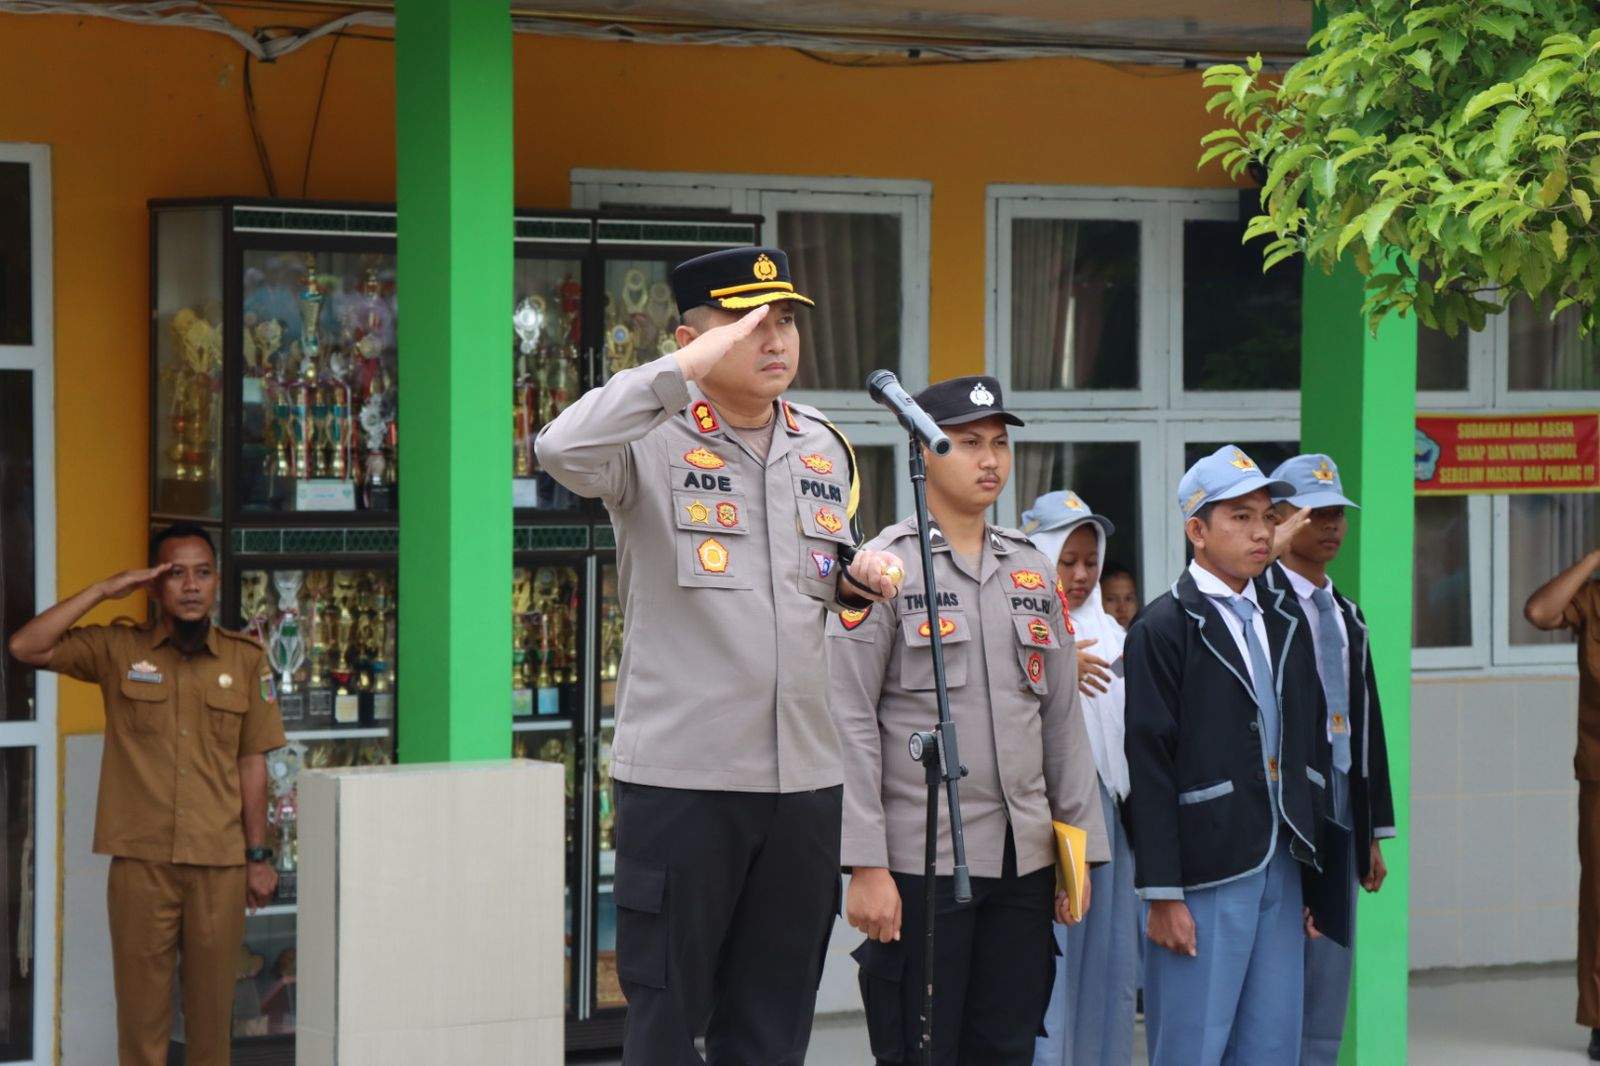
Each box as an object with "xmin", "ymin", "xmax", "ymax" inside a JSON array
[{"xmin": 866, "ymin": 370, "xmax": 951, "ymax": 455}]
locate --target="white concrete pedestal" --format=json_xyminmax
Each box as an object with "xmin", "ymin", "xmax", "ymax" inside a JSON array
[{"xmin": 296, "ymin": 760, "xmax": 564, "ymax": 1065}]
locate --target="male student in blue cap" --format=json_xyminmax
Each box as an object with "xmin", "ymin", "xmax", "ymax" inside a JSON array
[
  {"xmin": 1265, "ymin": 454, "xmax": 1397, "ymax": 1066},
  {"xmin": 1124, "ymin": 444, "xmax": 1332, "ymax": 1066}
]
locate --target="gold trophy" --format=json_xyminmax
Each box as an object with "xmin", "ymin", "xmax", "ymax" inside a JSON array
[
  {"xmin": 165, "ymin": 308, "xmax": 221, "ymax": 483},
  {"xmin": 331, "ymin": 571, "xmax": 357, "ymax": 695},
  {"xmin": 512, "ymin": 568, "xmax": 533, "ymax": 691}
]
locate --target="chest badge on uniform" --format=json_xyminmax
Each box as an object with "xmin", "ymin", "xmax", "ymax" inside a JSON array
[
  {"xmin": 1026, "ymin": 651, "xmax": 1045, "ymax": 685},
  {"xmin": 127, "ymin": 660, "xmax": 163, "ymax": 684},
  {"xmin": 810, "ymin": 550, "xmax": 836, "ymax": 578},
  {"xmin": 218, "ymin": 673, "xmax": 233, "ymax": 689},
  {"xmin": 814, "ymin": 507, "xmax": 844, "ymax": 535},
  {"xmin": 918, "ymin": 618, "xmax": 958, "ymax": 639},
  {"xmin": 685, "ymin": 500, "xmax": 711, "ymax": 525},
  {"xmin": 1010, "ymin": 569, "xmax": 1045, "ymax": 590},
  {"xmin": 841, "ymin": 605, "xmax": 871, "ymax": 630},
  {"xmin": 691, "ymin": 401, "xmax": 720, "ymax": 434},
  {"xmin": 783, "ymin": 401, "xmax": 801, "ymax": 433},
  {"xmin": 799, "ymin": 453, "xmax": 834, "ymax": 475},
  {"xmin": 683, "ymin": 447, "xmax": 726, "ymax": 470},
  {"xmin": 1027, "ymin": 618, "xmax": 1052, "ymax": 645},
  {"xmin": 716, "ymin": 501, "xmax": 740, "ymax": 528},
  {"xmin": 697, "ymin": 538, "xmax": 730, "ymax": 574}
]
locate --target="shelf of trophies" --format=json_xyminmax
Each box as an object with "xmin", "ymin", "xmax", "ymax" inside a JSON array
[{"xmin": 592, "ymin": 557, "xmax": 624, "ymax": 1012}]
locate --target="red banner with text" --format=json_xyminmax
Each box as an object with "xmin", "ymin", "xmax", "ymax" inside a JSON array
[{"xmin": 1415, "ymin": 412, "xmax": 1600, "ymax": 495}]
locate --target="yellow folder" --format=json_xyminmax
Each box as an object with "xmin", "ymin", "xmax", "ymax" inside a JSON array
[{"xmin": 1052, "ymin": 821, "xmax": 1090, "ymax": 922}]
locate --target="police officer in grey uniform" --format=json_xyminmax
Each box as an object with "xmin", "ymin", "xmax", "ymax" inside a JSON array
[
  {"xmin": 827, "ymin": 376, "xmax": 1107, "ymax": 1066},
  {"xmin": 535, "ymin": 247, "xmax": 903, "ymax": 1066}
]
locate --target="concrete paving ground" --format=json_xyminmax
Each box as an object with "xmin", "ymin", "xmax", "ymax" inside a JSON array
[{"xmin": 584, "ymin": 962, "xmax": 1598, "ymax": 1064}]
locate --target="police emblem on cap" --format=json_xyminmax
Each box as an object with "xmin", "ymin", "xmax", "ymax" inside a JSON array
[
  {"xmin": 753, "ymin": 254, "xmax": 779, "ymax": 282},
  {"xmin": 1313, "ymin": 460, "xmax": 1336, "ymax": 483},
  {"xmin": 1229, "ymin": 449, "xmax": 1257, "ymax": 471},
  {"xmin": 969, "ymin": 382, "xmax": 996, "ymax": 407}
]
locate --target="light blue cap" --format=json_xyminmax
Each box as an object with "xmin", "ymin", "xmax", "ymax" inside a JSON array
[
  {"xmin": 1269, "ymin": 454, "xmax": 1360, "ymax": 510},
  {"xmin": 1177, "ymin": 445, "xmax": 1295, "ymax": 520},
  {"xmin": 1020, "ymin": 489, "xmax": 1116, "ymax": 538}
]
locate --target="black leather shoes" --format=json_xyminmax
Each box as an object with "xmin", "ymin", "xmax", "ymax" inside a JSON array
[{"xmin": 1587, "ymin": 1027, "xmax": 1600, "ymax": 1060}]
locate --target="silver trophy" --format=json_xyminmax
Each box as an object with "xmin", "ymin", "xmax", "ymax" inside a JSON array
[
  {"xmin": 513, "ymin": 296, "xmax": 545, "ymax": 355},
  {"xmin": 267, "ymin": 571, "xmax": 307, "ymax": 697}
]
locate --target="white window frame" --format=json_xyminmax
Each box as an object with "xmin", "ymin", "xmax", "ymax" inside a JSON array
[
  {"xmin": 998, "ymin": 418, "xmax": 1166, "ymax": 594},
  {"xmin": 0, "ymin": 141, "xmax": 58, "ymax": 1066},
  {"xmin": 987, "ymin": 188, "xmax": 1163, "ymax": 410},
  {"xmin": 570, "ymin": 168, "xmax": 931, "ymax": 414},
  {"xmin": 825, "ymin": 419, "xmax": 912, "ymax": 535}
]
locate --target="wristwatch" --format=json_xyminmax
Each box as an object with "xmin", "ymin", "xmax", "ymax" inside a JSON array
[{"xmin": 246, "ymin": 846, "xmax": 274, "ymax": 864}]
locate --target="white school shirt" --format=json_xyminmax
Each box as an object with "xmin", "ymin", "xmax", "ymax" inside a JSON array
[
  {"xmin": 1282, "ymin": 565, "xmax": 1350, "ymax": 746},
  {"xmin": 1187, "ymin": 560, "xmax": 1271, "ymax": 686}
]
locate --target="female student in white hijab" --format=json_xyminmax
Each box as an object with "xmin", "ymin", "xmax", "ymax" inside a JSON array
[{"xmin": 1025, "ymin": 490, "xmax": 1138, "ymax": 1066}]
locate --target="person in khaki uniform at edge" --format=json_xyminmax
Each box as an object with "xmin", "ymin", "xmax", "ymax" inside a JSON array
[
  {"xmin": 7, "ymin": 522, "xmax": 285, "ymax": 1066},
  {"xmin": 1524, "ymin": 550, "xmax": 1600, "ymax": 1062},
  {"xmin": 535, "ymin": 246, "xmax": 903, "ymax": 1066},
  {"xmin": 828, "ymin": 375, "xmax": 1108, "ymax": 1066}
]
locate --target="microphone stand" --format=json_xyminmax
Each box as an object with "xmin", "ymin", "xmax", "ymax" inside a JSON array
[{"xmin": 901, "ymin": 429, "xmax": 972, "ymax": 1066}]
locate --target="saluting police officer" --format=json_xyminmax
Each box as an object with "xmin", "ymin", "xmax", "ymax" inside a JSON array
[
  {"xmin": 8, "ymin": 523, "xmax": 285, "ymax": 1066},
  {"xmin": 827, "ymin": 376, "xmax": 1107, "ymax": 1066},
  {"xmin": 535, "ymin": 247, "xmax": 902, "ymax": 1065}
]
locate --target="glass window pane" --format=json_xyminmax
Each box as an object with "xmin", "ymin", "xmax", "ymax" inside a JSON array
[
  {"xmin": 1509, "ymin": 494, "xmax": 1600, "ymax": 646},
  {"xmin": 1183, "ymin": 219, "xmax": 1301, "ymax": 391},
  {"xmin": 1417, "ymin": 325, "xmax": 1469, "ymax": 391},
  {"xmin": 0, "ymin": 370, "xmax": 35, "ymax": 722},
  {"xmin": 155, "ymin": 208, "xmax": 224, "ymax": 519},
  {"xmin": 1183, "ymin": 440, "xmax": 1300, "ymax": 480},
  {"xmin": 1414, "ymin": 496, "xmax": 1473, "ymax": 648},
  {"xmin": 1508, "ymin": 295, "xmax": 1600, "ymax": 391},
  {"xmin": 853, "ymin": 444, "xmax": 898, "ymax": 540},
  {"xmin": 1013, "ymin": 442, "xmax": 1142, "ymax": 594},
  {"xmin": 0, "ymin": 162, "xmax": 30, "ymax": 346},
  {"xmin": 778, "ymin": 211, "xmax": 902, "ymax": 390},
  {"xmin": 602, "ymin": 259, "xmax": 668, "ymax": 380},
  {"xmin": 1010, "ymin": 218, "xmax": 1139, "ymax": 391}
]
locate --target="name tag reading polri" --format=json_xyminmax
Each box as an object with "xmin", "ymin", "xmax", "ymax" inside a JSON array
[{"xmin": 127, "ymin": 660, "xmax": 163, "ymax": 684}]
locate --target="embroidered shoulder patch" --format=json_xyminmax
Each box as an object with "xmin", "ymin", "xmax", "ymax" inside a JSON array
[
  {"xmin": 691, "ymin": 401, "xmax": 719, "ymax": 433},
  {"xmin": 1010, "ymin": 570, "xmax": 1045, "ymax": 590},
  {"xmin": 918, "ymin": 618, "xmax": 958, "ymax": 639},
  {"xmin": 815, "ymin": 507, "xmax": 844, "ymax": 535},
  {"xmin": 840, "ymin": 605, "xmax": 871, "ymax": 630},
  {"xmin": 1026, "ymin": 650, "xmax": 1045, "ymax": 685},
  {"xmin": 1027, "ymin": 618, "xmax": 1052, "ymax": 645}
]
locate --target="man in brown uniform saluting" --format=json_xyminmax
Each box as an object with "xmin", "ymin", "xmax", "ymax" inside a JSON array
[
  {"xmin": 536, "ymin": 247, "xmax": 903, "ymax": 1065},
  {"xmin": 8, "ymin": 523, "xmax": 285, "ymax": 1066}
]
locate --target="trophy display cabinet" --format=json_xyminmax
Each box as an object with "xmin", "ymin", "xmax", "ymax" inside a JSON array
[{"xmin": 147, "ymin": 197, "xmax": 760, "ymax": 1051}]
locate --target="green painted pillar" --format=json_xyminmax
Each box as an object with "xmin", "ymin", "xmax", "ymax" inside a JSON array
[
  {"xmin": 1301, "ymin": 254, "xmax": 1416, "ymax": 1065},
  {"xmin": 394, "ymin": 0, "xmax": 513, "ymax": 762}
]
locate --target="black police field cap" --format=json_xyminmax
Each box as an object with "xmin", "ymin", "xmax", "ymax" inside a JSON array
[
  {"xmin": 671, "ymin": 247, "xmax": 816, "ymax": 315},
  {"xmin": 913, "ymin": 375, "xmax": 1026, "ymax": 429}
]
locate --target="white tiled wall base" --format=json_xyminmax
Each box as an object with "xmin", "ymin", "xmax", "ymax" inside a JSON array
[
  {"xmin": 297, "ymin": 760, "xmax": 565, "ymax": 1066},
  {"xmin": 1410, "ymin": 674, "xmax": 1582, "ymax": 970}
]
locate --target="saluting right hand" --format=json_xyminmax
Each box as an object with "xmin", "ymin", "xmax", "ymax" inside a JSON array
[
  {"xmin": 847, "ymin": 866, "xmax": 902, "ymax": 943},
  {"xmin": 674, "ymin": 305, "xmax": 770, "ymax": 383},
  {"xmin": 1147, "ymin": 899, "xmax": 1198, "ymax": 957},
  {"xmin": 97, "ymin": 563, "xmax": 173, "ymax": 600}
]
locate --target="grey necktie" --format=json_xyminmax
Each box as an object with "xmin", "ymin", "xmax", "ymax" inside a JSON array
[
  {"xmin": 1226, "ymin": 596, "xmax": 1282, "ymax": 791},
  {"xmin": 1311, "ymin": 586, "xmax": 1353, "ymax": 775}
]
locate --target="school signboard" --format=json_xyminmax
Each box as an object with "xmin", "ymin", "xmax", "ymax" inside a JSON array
[{"xmin": 1415, "ymin": 411, "xmax": 1600, "ymax": 495}]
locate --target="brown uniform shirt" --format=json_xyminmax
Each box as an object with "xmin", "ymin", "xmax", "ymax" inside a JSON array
[
  {"xmin": 827, "ymin": 518, "xmax": 1108, "ymax": 878},
  {"xmin": 534, "ymin": 352, "xmax": 859, "ymax": 793},
  {"xmin": 1564, "ymin": 584, "xmax": 1600, "ymax": 781},
  {"xmin": 51, "ymin": 623, "xmax": 287, "ymax": 865}
]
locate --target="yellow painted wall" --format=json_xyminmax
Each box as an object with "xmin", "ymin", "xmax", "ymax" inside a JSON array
[{"xmin": 0, "ymin": 11, "xmax": 1230, "ymax": 736}]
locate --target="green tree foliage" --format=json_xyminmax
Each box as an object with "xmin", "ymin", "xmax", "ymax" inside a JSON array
[{"xmin": 1202, "ymin": 0, "xmax": 1600, "ymax": 335}]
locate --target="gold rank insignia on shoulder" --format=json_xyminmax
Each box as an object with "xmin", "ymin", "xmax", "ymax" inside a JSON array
[
  {"xmin": 1010, "ymin": 569, "xmax": 1045, "ymax": 590},
  {"xmin": 716, "ymin": 501, "xmax": 739, "ymax": 528},
  {"xmin": 691, "ymin": 401, "xmax": 719, "ymax": 433},
  {"xmin": 918, "ymin": 618, "xmax": 958, "ymax": 639},
  {"xmin": 1026, "ymin": 651, "xmax": 1045, "ymax": 685},
  {"xmin": 218, "ymin": 673, "xmax": 233, "ymax": 689},
  {"xmin": 783, "ymin": 401, "xmax": 801, "ymax": 433},
  {"xmin": 127, "ymin": 660, "xmax": 163, "ymax": 683},
  {"xmin": 753, "ymin": 254, "xmax": 779, "ymax": 282},
  {"xmin": 697, "ymin": 537, "xmax": 730, "ymax": 574},
  {"xmin": 1027, "ymin": 618, "xmax": 1052, "ymax": 645},
  {"xmin": 841, "ymin": 605, "xmax": 871, "ymax": 630},
  {"xmin": 799, "ymin": 453, "xmax": 834, "ymax": 475},
  {"xmin": 683, "ymin": 447, "xmax": 726, "ymax": 470},
  {"xmin": 815, "ymin": 507, "xmax": 844, "ymax": 535},
  {"xmin": 685, "ymin": 500, "xmax": 711, "ymax": 525}
]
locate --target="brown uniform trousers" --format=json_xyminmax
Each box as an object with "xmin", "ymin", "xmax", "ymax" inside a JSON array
[
  {"xmin": 51, "ymin": 622, "xmax": 286, "ymax": 1066},
  {"xmin": 1564, "ymin": 586, "xmax": 1600, "ymax": 1027}
]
